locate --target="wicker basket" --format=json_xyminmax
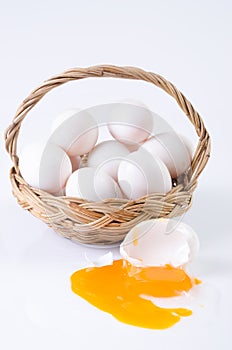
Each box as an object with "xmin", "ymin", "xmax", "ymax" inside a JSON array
[{"xmin": 5, "ymin": 65, "xmax": 210, "ymax": 245}]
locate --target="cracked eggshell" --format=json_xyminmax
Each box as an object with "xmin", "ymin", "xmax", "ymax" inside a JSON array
[
  {"xmin": 120, "ymin": 219, "xmax": 199, "ymax": 268},
  {"xmin": 65, "ymin": 167, "xmax": 123, "ymax": 201},
  {"xmin": 84, "ymin": 252, "xmax": 113, "ymax": 267},
  {"xmin": 50, "ymin": 109, "xmax": 98, "ymax": 156}
]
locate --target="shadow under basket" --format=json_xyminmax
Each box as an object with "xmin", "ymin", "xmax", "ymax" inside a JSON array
[{"xmin": 5, "ymin": 65, "xmax": 211, "ymax": 245}]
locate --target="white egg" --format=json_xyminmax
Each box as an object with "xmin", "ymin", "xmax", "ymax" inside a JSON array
[
  {"xmin": 69, "ymin": 155, "xmax": 81, "ymax": 172},
  {"xmin": 179, "ymin": 134, "xmax": 194, "ymax": 158},
  {"xmin": 124, "ymin": 141, "xmax": 143, "ymax": 152},
  {"xmin": 120, "ymin": 218, "xmax": 199, "ymax": 268},
  {"xmin": 65, "ymin": 167, "xmax": 123, "ymax": 201},
  {"xmin": 50, "ymin": 108, "xmax": 81, "ymax": 133},
  {"xmin": 20, "ymin": 143, "xmax": 72, "ymax": 194},
  {"xmin": 87, "ymin": 140, "xmax": 130, "ymax": 181},
  {"xmin": 108, "ymin": 101, "xmax": 153, "ymax": 145},
  {"xmin": 50, "ymin": 109, "xmax": 98, "ymax": 156},
  {"xmin": 54, "ymin": 188, "xmax": 65, "ymax": 197},
  {"xmin": 117, "ymin": 149, "xmax": 172, "ymax": 200},
  {"xmin": 141, "ymin": 132, "xmax": 192, "ymax": 178}
]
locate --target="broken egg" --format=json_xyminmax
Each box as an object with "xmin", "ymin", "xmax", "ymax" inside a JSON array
[{"xmin": 71, "ymin": 218, "xmax": 200, "ymax": 330}]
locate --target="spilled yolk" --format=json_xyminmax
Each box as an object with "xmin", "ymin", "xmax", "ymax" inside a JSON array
[{"xmin": 71, "ymin": 259, "xmax": 200, "ymax": 330}]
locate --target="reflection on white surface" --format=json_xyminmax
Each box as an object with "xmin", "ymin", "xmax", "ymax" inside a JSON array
[{"xmin": 142, "ymin": 282, "xmax": 220, "ymax": 327}]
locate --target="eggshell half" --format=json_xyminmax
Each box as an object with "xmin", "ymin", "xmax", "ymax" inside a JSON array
[{"xmin": 120, "ymin": 219, "xmax": 199, "ymax": 268}]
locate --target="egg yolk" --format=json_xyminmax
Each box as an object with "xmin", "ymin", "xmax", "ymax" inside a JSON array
[{"xmin": 71, "ymin": 259, "xmax": 199, "ymax": 330}]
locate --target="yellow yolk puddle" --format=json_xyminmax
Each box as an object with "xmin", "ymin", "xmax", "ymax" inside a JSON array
[{"xmin": 71, "ymin": 259, "xmax": 199, "ymax": 330}]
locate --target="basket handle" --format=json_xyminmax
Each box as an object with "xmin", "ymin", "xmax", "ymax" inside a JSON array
[{"xmin": 5, "ymin": 64, "xmax": 210, "ymax": 185}]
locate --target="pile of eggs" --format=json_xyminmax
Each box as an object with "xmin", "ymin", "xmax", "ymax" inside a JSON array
[{"xmin": 20, "ymin": 102, "xmax": 193, "ymax": 201}]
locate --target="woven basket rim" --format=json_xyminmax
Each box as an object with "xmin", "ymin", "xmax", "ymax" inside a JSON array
[{"xmin": 4, "ymin": 64, "xmax": 211, "ymax": 245}]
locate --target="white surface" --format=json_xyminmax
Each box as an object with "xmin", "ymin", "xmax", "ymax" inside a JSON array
[{"xmin": 0, "ymin": 1, "xmax": 232, "ymax": 349}]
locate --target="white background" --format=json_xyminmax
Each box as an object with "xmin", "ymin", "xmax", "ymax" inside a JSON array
[{"xmin": 0, "ymin": 1, "xmax": 232, "ymax": 349}]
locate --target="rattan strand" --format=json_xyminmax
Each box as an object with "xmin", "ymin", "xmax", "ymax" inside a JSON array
[{"xmin": 5, "ymin": 65, "xmax": 210, "ymax": 244}]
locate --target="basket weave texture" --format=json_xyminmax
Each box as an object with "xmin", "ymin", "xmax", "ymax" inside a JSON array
[{"xmin": 5, "ymin": 65, "xmax": 211, "ymax": 244}]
